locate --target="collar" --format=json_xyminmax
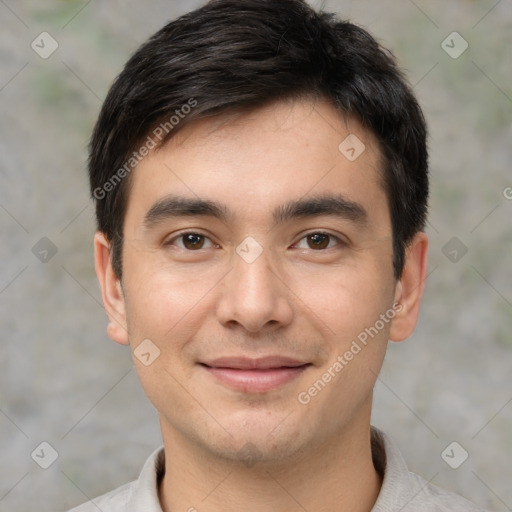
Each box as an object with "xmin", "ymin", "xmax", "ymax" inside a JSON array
[{"xmin": 126, "ymin": 426, "xmax": 418, "ymax": 512}]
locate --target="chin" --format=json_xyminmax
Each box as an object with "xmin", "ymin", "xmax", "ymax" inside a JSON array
[{"xmin": 205, "ymin": 414, "xmax": 310, "ymax": 465}]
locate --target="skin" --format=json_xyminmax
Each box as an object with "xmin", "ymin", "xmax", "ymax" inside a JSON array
[{"xmin": 94, "ymin": 97, "xmax": 428, "ymax": 512}]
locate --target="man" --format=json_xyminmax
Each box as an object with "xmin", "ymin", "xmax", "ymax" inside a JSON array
[{"xmin": 69, "ymin": 0, "xmax": 489, "ymax": 510}]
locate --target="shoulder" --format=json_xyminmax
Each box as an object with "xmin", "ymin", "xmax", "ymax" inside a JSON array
[
  {"xmin": 406, "ymin": 471, "xmax": 490, "ymax": 511},
  {"xmin": 64, "ymin": 446, "xmax": 165, "ymax": 512},
  {"xmin": 65, "ymin": 481, "xmax": 133, "ymax": 512},
  {"xmin": 371, "ymin": 427, "xmax": 491, "ymax": 512}
]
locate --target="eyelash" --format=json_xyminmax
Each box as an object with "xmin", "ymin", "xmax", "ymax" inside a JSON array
[{"xmin": 165, "ymin": 231, "xmax": 346, "ymax": 251}]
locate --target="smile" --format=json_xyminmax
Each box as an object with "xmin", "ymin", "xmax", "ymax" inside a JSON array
[{"xmin": 199, "ymin": 356, "xmax": 312, "ymax": 393}]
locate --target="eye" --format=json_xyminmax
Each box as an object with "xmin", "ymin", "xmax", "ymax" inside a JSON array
[
  {"xmin": 167, "ymin": 232, "xmax": 215, "ymax": 251},
  {"xmin": 294, "ymin": 232, "xmax": 344, "ymax": 250}
]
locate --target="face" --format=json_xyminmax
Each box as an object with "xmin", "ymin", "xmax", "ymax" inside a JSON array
[{"xmin": 95, "ymin": 97, "xmax": 427, "ymax": 466}]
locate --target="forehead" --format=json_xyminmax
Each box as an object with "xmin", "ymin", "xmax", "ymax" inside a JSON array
[{"xmin": 124, "ymin": 98, "xmax": 388, "ymax": 230}]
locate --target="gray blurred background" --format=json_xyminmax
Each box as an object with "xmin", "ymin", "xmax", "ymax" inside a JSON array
[{"xmin": 0, "ymin": 0, "xmax": 511, "ymax": 510}]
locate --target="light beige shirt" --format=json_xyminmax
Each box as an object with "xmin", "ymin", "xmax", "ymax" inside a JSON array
[{"xmin": 67, "ymin": 427, "xmax": 490, "ymax": 511}]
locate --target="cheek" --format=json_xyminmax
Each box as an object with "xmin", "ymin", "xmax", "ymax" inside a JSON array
[
  {"xmin": 123, "ymin": 256, "xmax": 215, "ymax": 337},
  {"xmin": 123, "ymin": 266, "xmax": 205, "ymax": 410},
  {"xmin": 288, "ymin": 261, "xmax": 393, "ymax": 339},
  {"xmin": 296, "ymin": 272, "xmax": 393, "ymax": 412}
]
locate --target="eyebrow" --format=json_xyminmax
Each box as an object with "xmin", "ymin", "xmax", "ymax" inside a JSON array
[{"xmin": 143, "ymin": 193, "xmax": 368, "ymax": 229}]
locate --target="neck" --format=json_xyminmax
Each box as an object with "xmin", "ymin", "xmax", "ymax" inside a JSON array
[{"xmin": 158, "ymin": 413, "xmax": 382, "ymax": 512}]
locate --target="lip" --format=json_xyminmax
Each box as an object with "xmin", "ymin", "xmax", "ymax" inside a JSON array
[
  {"xmin": 202, "ymin": 356, "xmax": 309, "ymax": 370},
  {"xmin": 200, "ymin": 356, "xmax": 311, "ymax": 393}
]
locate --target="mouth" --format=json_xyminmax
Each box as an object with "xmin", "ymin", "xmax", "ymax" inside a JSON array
[{"xmin": 199, "ymin": 356, "xmax": 312, "ymax": 393}]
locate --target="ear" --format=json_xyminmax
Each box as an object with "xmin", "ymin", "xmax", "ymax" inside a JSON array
[
  {"xmin": 93, "ymin": 231, "xmax": 129, "ymax": 345},
  {"xmin": 389, "ymin": 231, "xmax": 429, "ymax": 342}
]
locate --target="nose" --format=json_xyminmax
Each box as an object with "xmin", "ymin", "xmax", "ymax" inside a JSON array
[{"xmin": 215, "ymin": 242, "xmax": 294, "ymax": 333}]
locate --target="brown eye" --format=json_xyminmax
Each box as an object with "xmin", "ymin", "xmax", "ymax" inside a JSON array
[
  {"xmin": 307, "ymin": 233, "xmax": 330, "ymax": 250},
  {"xmin": 294, "ymin": 232, "xmax": 343, "ymax": 251},
  {"xmin": 182, "ymin": 233, "xmax": 205, "ymax": 250},
  {"xmin": 168, "ymin": 232, "xmax": 214, "ymax": 250}
]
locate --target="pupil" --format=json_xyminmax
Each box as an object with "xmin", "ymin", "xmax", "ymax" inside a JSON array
[
  {"xmin": 185, "ymin": 234, "xmax": 203, "ymax": 249},
  {"xmin": 309, "ymin": 234, "xmax": 328, "ymax": 249}
]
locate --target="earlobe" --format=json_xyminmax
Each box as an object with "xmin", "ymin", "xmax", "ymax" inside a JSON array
[
  {"xmin": 93, "ymin": 232, "xmax": 130, "ymax": 345},
  {"xmin": 389, "ymin": 231, "xmax": 429, "ymax": 343}
]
